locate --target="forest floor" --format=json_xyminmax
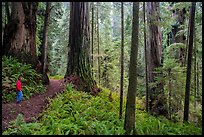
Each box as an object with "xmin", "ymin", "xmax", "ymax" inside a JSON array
[{"xmin": 2, "ymin": 79, "xmax": 67, "ymax": 132}]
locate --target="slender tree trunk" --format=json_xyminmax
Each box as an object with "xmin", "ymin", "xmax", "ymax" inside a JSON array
[
  {"xmin": 196, "ymin": 61, "xmax": 199, "ymax": 102},
  {"xmin": 193, "ymin": 27, "xmax": 197, "ymax": 108},
  {"xmin": 119, "ymin": 2, "xmax": 124, "ymax": 120},
  {"xmin": 97, "ymin": 2, "xmax": 100, "ymax": 85},
  {"xmin": 183, "ymin": 2, "xmax": 196, "ymax": 122},
  {"xmin": 146, "ymin": 2, "xmax": 167, "ymax": 116},
  {"xmin": 124, "ymin": 2, "xmax": 139, "ymax": 135},
  {"xmin": 91, "ymin": 2, "xmax": 94, "ymax": 76},
  {"xmin": 143, "ymin": 2, "xmax": 149, "ymax": 113},
  {"xmin": 3, "ymin": 2, "xmax": 38, "ymax": 67},
  {"xmin": 41, "ymin": 2, "xmax": 51, "ymax": 85},
  {"xmin": 168, "ymin": 69, "xmax": 172, "ymax": 120},
  {"xmin": 42, "ymin": 2, "xmax": 51, "ymax": 74}
]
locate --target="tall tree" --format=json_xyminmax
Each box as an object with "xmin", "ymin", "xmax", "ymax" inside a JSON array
[
  {"xmin": 119, "ymin": 2, "xmax": 124, "ymax": 120},
  {"xmin": 97, "ymin": 2, "xmax": 100, "ymax": 85},
  {"xmin": 41, "ymin": 2, "xmax": 51, "ymax": 85},
  {"xmin": 146, "ymin": 2, "xmax": 168, "ymax": 116},
  {"xmin": 143, "ymin": 2, "xmax": 149, "ymax": 112},
  {"xmin": 65, "ymin": 2, "xmax": 98, "ymax": 95},
  {"xmin": 183, "ymin": 2, "xmax": 196, "ymax": 122},
  {"xmin": 193, "ymin": 27, "xmax": 197, "ymax": 108},
  {"xmin": 124, "ymin": 2, "xmax": 139, "ymax": 135},
  {"xmin": 2, "ymin": 2, "xmax": 38, "ymax": 67},
  {"xmin": 91, "ymin": 2, "xmax": 94, "ymax": 75}
]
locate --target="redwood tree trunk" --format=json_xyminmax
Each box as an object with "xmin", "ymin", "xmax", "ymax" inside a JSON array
[
  {"xmin": 65, "ymin": 2, "xmax": 98, "ymax": 95},
  {"xmin": 3, "ymin": 2, "xmax": 38, "ymax": 67},
  {"xmin": 146, "ymin": 2, "xmax": 167, "ymax": 116}
]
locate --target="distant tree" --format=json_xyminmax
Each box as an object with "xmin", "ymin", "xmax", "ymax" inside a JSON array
[
  {"xmin": 3, "ymin": 2, "xmax": 38, "ymax": 67},
  {"xmin": 119, "ymin": 2, "xmax": 124, "ymax": 119},
  {"xmin": 183, "ymin": 2, "xmax": 196, "ymax": 122},
  {"xmin": 143, "ymin": 2, "xmax": 149, "ymax": 113},
  {"xmin": 124, "ymin": 2, "xmax": 139, "ymax": 135},
  {"xmin": 97, "ymin": 2, "xmax": 101, "ymax": 85},
  {"xmin": 91, "ymin": 2, "xmax": 94, "ymax": 75}
]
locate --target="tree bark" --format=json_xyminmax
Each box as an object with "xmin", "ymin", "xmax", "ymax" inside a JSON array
[
  {"xmin": 3, "ymin": 2, "xmax": 38, "ymax": 67},
  {"xmin": 146, "ymin": 2, "xmax": 168, "ymax": 116},
  {"xmin": 143, "ymin": 2, "xmax": 149, "ymax": 113},
  {"xmin": 124, "ymin": 2, "xmax": 139, "ymax": 135},
  {"xmin": 119, "ymin": 2, "xmax": 124, "ymax": 120},
  {"xmin": 183, "ymin": 2, "xmax": 196, "ymax": 123},
  {"xmin": 41, "ymin": 2, "xmax": 51, "ymax": 85},
  {"xmin": 65, "ymin": 2, "xmax": 98, "ymax": 95}
]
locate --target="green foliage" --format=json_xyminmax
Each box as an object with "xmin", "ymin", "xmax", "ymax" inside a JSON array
[
  {"xmin": 2, "ymin": 56, "xmax": 45, "ymax": 103},
  {"xmin": 49, "ymin": 75, "xmax": 64, "ymax": 80},
  {"xmin": 3, "ymin": 86, "xmax": 201, "ymax": 135}
]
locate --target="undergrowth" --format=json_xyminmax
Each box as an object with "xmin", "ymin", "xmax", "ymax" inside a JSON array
[
  {"xmin": 2, "ymin": 84, "xmax": 202, "ymax": 135},
  {"xmin": 2, "ymin": 56, "xmax": 45, "ymax": 103}
]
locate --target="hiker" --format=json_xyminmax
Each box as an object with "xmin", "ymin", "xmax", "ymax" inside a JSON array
[{"xmin": 16, "ymin": 75, "xmax": 23, "ymax": 103}]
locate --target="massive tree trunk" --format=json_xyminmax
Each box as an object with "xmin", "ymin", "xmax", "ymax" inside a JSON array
[
  {"xmin": 65, "ymin": 2, "xmax": 99, "ymax": 95},
  {"xmin": 40, "ymin": 2, "xmax": 51, "ymax": 85},
  {"xmin": 146, "ymin": 2, "xmax": 168, "ymax": 116},
  {"xmin": 183, "ymin": 2, "xmax": 196, "ymax": 123},
  {"xmin": 119, "ymin": 2, "xmax": 124, "ymax": 120},
  {"xmin": 124, "ymin": 2, "xmax": 139, "ymax": 135},
  {"xmin": 2, "ymin": 2, "xmax": 38, "ymax": 67}
]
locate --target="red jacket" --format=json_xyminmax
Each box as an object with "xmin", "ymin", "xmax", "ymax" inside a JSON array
[{"xmin": 16, "ymin": 80, "xmax": 22, "ymax": 91}]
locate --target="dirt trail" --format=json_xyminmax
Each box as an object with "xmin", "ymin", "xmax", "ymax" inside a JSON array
[{"xmin": 2, "ymin": 79, "xmax": 67, "ymax": 132}]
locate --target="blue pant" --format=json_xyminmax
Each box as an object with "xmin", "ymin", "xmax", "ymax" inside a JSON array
[{"xmin": 17, "ymin": 91, "xmax": 23, "ymax": 103}]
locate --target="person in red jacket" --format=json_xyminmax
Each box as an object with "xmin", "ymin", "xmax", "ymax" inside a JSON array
[{"xmin": 16, "ymin": 75, "xmax": 23, "ymax": 103}]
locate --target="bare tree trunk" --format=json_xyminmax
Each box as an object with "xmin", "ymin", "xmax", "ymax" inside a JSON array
[
  {"xmin": 41, "ymin": 2, "xmax": 51, "ymax": 85},
  {"xmin": 146, "ymin": 2, "xmax": 167, "ymax": 116},
  {"xmin": 97, "ymin": 2, "xmax": 100, "ymax": 85},
  {"xmin": 183, "ymin": 2, "xmax": 196, "ymax": 123},
  {"xmin": 124, "ymin": 2, "xmax": 139, "ymax": 135},
  {"xmin": 193, "ymin": 27, "xmax": 197, "ymax": 108},
  {"xmin": 119, "ymin": 2, "xmax": 124, "ymax": 120},
  {"xmin": 3, "ymin": 2, "xmax": 38, "ymax": 67},
  {"xmin": 143, "ymin": 2, "xmax": 149, "ymax": 113},
  {"xmin": 91, "ymin": 2, "xmax": 94, "ymax": 76},
  {"xmin": 65, "ymin": 2, "xmax": 99, "ymax": 95}
]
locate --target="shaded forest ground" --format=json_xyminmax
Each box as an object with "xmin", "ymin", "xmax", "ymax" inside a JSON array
[{"xmin": 2, "ymin": 79, "xmax": 67, "ymax": 131}]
